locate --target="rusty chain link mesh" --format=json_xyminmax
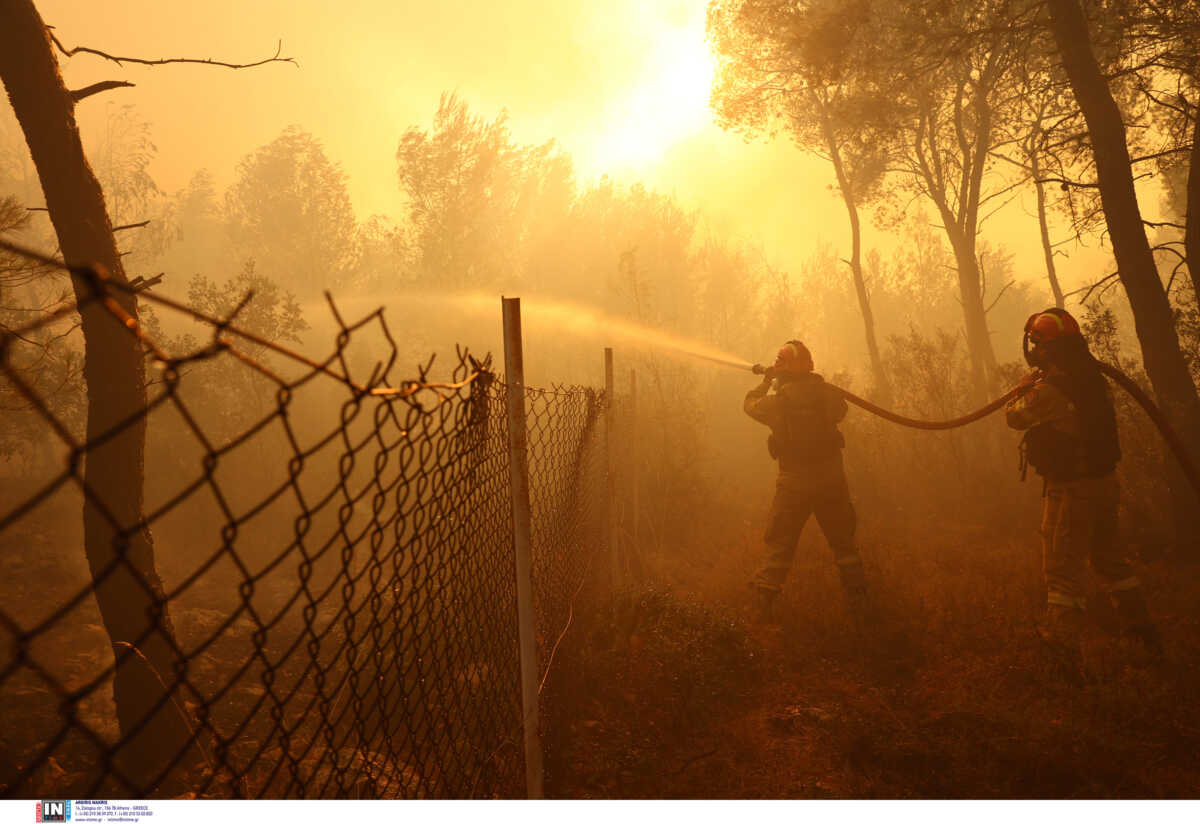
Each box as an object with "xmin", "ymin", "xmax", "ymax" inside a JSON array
[
  {"xmin": 0, "ymin": 242, "xmax": 609, "ymax": 799},
  {"xmin": 522, "ymin": 385, "xmax": 605, "ymax": 656}
]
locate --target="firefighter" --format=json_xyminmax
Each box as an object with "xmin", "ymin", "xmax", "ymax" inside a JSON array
[
  {"xmin": 745, "ymin": 340, "xmax": 870, "ymax": 623},
  {"xmin": 1005, "ymin": 308, "xmax": 1162, "ymax": 679}
]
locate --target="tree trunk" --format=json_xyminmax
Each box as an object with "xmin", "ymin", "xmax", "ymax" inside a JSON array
[
  {"xmin": 942, "ymin": 219, "xmax": 1000, "ymax": 396},
  {"xmin": 1046, "ymin": 0, "xmax": 1200, "ymax": 549},
  {"xmin": 822, "ymin": 117, "xmax": 892, "ymax": 404},
  {"xmin": 1185, "ymin": 105, "xmax": 1200, "ymax": 308},
  {"xmin": 915, "ymin": 82, "xmax": 1001, "ymax": 399},
  {"xmin": 1030, "ymin": 143, "xmax": 1065, "ymax": 308},
  {"xmin": 0, "ymin": 0, "xmax": 197, "ymax": 792}
]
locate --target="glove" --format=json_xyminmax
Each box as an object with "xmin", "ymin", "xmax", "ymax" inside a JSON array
[{"xmin": 1017, "ymin": 370, "xmax": 1042, "ymax": 390}]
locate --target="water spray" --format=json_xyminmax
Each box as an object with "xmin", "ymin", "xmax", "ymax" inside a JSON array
[{"xmin": 608, "ymin": 323, "xmax": 1198, "ymax": 499}]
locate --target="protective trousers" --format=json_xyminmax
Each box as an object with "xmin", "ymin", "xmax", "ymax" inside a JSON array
[
  {"xmin": 752, "ymin": 455, "xmax": 865, "ymax": 599},
  {"xmin": 1040, "ymin": 472, "xmax": 1150, "ymax": 645}
]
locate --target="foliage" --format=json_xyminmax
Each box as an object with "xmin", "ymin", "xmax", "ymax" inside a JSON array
[
  {"xmin": 0, "ymin": 196, "xmax": 83, "ymax": 463},
  {"xmin": 225, "ymin": 126, "xmax": 358, "ymax": 296},
  {"xmin": 90, "ymin": 104, "xmax": 161, "ymax": 229},
  {"xmin": 187, "ymin": 260, "xmax": 309, "ymax": 350},
  {"xmin": 396, "ymin": 92, "xmax": 574, "ymax": 290}
]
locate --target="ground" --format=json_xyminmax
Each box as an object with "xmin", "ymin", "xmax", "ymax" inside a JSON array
[
  {"xmin": 541, "ymin": 523, "xmax": 1200, "ymax": 799},
  {"xmin": 5, "ymin": 479, "xmax": 1200, "ymax": 798}
]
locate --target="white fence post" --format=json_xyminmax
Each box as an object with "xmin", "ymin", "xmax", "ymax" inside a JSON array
[{"xmin": 501, "ymin": 297, "xmax": 545, "ymax": 799}]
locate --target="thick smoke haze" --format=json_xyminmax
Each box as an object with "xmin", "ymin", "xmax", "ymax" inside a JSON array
[
  {"xmin": 4, "ymin": 0, "xmax": 1200, "ymax": 803},
  {"xmin": 23, "ymin": 0, "xmax": 1130, "ymax": 289}
]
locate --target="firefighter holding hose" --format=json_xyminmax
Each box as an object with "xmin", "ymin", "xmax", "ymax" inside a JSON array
[
  {"xmin": 1005, "ymin": 308, "xmax": 1163, "ymax": 679},
  {"xmin": 745, "ymin": 340, "xmax": 871, "ymax": 624}
]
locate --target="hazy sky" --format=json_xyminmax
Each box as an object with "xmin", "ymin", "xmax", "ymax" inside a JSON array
[{"xmin": 26, "ymin": 0, "xmax": 1127, "ymax": 293}]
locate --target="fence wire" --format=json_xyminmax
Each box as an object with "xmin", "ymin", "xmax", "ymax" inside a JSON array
[
  {"xmin": 0, "ymin": 240, "xmax": 608, "ymax": 799},
  {"xmin": 524, "ymin": 385, "xmax": 605, "ymax": 656}
]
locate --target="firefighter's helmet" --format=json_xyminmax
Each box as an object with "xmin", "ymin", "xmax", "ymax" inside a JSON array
[
  {"xmin": 774, "ymin": 340, "xmax": 814, "ymax": 375},
  {"xmin": 1023, "ymin": 308, "xmax": 1082, "ymax": 366}
]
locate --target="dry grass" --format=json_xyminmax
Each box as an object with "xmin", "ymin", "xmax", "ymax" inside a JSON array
[{"xmin": 541, "ymin": 516, "xmax": 1200, "ymax": 799}]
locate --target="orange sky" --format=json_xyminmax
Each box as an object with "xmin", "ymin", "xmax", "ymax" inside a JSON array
[{"xmin": 21, "ymin": 0, "xmax": 1127, "ymax": 291}]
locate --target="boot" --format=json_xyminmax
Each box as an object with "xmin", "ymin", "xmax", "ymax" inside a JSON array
[
  {"xmin": 1039, "ymin": 634, "xmax": 1087, "ymax": 687},
  {"xmin": 844, "ymin": 586, "xmax": 878, "ymax": 632},
  {"xmin": 1040, "ymin": 604, "xmax": 1086, "ymax": 686},
  {"xmin": 1113, "ymin": 588, "xmax": 1164, "ymax": 661},
  {"xmin": 1129, "ymin": 623, "xmax": 1165, "ymax": 661},
  {"xmin": 750, "ymin": 584, "xmax": 779, "ymax": 625}
]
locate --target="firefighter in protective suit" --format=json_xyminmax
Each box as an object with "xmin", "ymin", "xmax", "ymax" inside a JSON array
[
  {"xmin": 1005, "ymin": 308, "xmax": 1162, "ymax": 678},
  {"xmin": 745, "ymin": 340, "xmax": 870, "ymax": 622}
]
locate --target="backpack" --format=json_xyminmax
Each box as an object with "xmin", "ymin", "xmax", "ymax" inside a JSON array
[
  {"xmin": 1023, "ymin": 369, "xmax": 1120, "ymax": 481},
  {"xmin": 768, "ymin": 375, "xmax": 844, "ymax": 467}
]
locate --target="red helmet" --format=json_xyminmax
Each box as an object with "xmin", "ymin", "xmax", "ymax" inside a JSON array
[
  {"xmin": 1024, "ymin": 308, "xmax": 1082, "ymax": 345},
  {"xmin": 773, "ymin": 340, "xmax": 813, "ymax": 375},
  {"xmin": 1023, "ymin": 307, "xmax": 1082, "ymax": 366}
]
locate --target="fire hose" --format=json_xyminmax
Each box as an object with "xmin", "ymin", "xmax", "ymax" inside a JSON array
[{"xmin": 749, "ymin": 361, "xmax": 1200, "ymax": 500}]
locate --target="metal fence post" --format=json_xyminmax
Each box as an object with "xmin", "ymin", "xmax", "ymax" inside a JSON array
[
  {"xmin": 605, "ymin": 347, "xmax": 617, "ymax": 593},
  {"xmin": 630, "ymin": 368, "xmax": 638, "ymax": 559},
  {"xmin": 501, "ymin": 297, "xmax": 545, "ymax": 799}
]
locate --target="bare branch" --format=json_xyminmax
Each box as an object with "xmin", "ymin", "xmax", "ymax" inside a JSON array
[
  {"xmin": 1130, "ymin": 146, "xmax": 1192, "ymax": 165},
  {"xmin": 113, "ymin": 220, "xmax": 150, "ymax": 233},
  {"xmin": 1068, "ymin": 270, "xmax": 1120, "ymax": 304},
  {"xmin": 1036, "ymin": 176, "xmax": 1101, "ymax": 189},
  {"xmin": 989, "ymin": 151, "xmax": 1033, "ymax": 174},
  {"xmin": 69, "ymin": 79, "xmax": 135, "ymax": 102},
  {"xmin": 985, "ymin": 279, "xmax": 1017, "ymax": 313},
  {"xmin": 1150, "ymin": 242, "xmax": 1187, "ymax": 257},
  {"xmin": 128, "ymin": 273, "xmax": 164, "ymax": 293},
  {"xmin": 1166, "ymin": 258, "xmax": 1188, "ymax": 294},
  {"xmin": 47, "ymin": 29, "xmax": 298, "ymax": 70}
]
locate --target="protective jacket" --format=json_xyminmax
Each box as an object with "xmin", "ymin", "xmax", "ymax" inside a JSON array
[
  {"xmin": 1005, "ymin": 367, "xmax": 1120, "ymax": 482},
  {"xmin": 1004, "ymin": 362, "xmax": 1154, "ymax": 659},
  {"xmin": 744, "ymin": 372, "xmax": 864, "ymax": 602},
  {"xmin": 744, "ymin": 373, "xmax": 847, "ymax": 471}
]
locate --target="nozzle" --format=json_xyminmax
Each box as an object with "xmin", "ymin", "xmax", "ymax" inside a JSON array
[{"xmin": 752, "ymin": 363, "xmax": 767, "ymax": 375}]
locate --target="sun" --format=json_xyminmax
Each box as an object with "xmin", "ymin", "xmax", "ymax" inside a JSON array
[{"xmin": 586, "ymin": 20, "xmax": 715, "ymax": 176}]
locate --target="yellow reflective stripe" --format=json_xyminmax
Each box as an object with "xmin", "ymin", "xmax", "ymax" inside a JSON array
[
  {"xmin": 1048, "ymin": 591, "xmax": 1086, "ymax": 609},
  {"xmin": 1108, "ymin": 576, "xmax": 1141, "ymax": 593}
]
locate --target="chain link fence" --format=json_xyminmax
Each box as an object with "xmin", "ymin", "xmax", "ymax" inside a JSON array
[{"xmin": 0, "ymin": 243, "xmax": 608, "ymax": 799}]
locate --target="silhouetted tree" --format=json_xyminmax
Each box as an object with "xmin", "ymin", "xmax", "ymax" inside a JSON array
[
  {"xmin": 0, "ymin": 0, "xmax": 197, "ymax": 790},
  {"xmin": 396, "ymin": 93, "xmax": 571, "ymax": 290},
  {"xmin": 1042, "ymin": 0, "xmax": 1200, "ymax": 546},
  {"xmin": 225, "ymin": 126, "xmax": 357, "ymax": 297},
  {"xmin": 709, "ymin": 0, "xmax": 894, "ymax": 401},
  {"xmin": 0, "ymin": 0, "xmax": 293, "ymax": 790}
]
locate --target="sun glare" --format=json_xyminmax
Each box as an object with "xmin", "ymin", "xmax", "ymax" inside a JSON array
[{"xmin": 586, "ymin": 20, "xmax": 716, "ymax": 176}]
